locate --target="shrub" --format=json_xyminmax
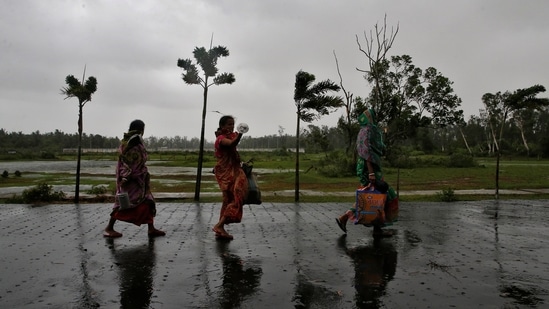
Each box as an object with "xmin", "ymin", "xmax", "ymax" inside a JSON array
[
  {"xmin": 22, "ymin": 183, "xmax": 66, "ymax": 203},
  {"xmin": 317, "ymin": 151, "xmax": 355, "ymax": 177},
  {"xmin": 271, "ymin": 148, "xmax": 292, "ymax": 157},
  {"xmin": 390, "ymin": 156, "xmax": 416, "ymax": 169},
  {"xmin": 14, "ymin": 170, "xmax": 22, "ymax": 177},
  {"xmin": 1, "ymin": 170, "xmax": 8, "ymax": 178},
  {"xmin": 437, "ymin": 187, "xmax": 458, "ymax": 202},
  {"xmin": 447, "ymin": 153, "xmax": 477, "ymax": 168},
  {"xmin": 39, "ymin": 151, "xmax": 56, "ymax": 159},
  {"xmin": 87, "ymin": 185, "xmax": 108, "ymax": 195}
]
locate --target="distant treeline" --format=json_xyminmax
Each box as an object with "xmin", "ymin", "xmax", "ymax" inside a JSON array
[
  {"xmin": 3, "ymin": 113, "xmax": 549, "ymax": 160},
  {"xmin": 0, "ymin": 128, "xmax": 300, "ymax": 158}
]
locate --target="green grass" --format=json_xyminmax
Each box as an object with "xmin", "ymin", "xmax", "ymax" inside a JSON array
[{"xmin": 2, "ymin": 151, "xmax": 549, "ymax": 203}]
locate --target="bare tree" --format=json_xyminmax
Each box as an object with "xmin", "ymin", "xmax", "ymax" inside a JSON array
[
  {"xmin": 333, "ymin": 50, "xmax": 358, "ymax": 156},
  {"xmin": 356, "ymin": 14, "xmax": 399, "ymax": 111}
]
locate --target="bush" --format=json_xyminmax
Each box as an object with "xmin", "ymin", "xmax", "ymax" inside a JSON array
[
  {"xmin": 317, "ymin": 151, "xmax": 355, "ymax": 177},
  {"xmin": 87, "ymin": 185, "xmax": 108, "ymax": 195},
  {"xmin": 22, "ymin": 183, "xmax": 66, "ymax": 203},
  {"xmin": 390, "ymin": 156, "xmax": 417, "ymax": 169},
  {"xmin": 437, "ymin": 187, "xmax": 458, "ymax": 202},
  {"xmin": 1, "ymin": 170, "xmax": 8, "ymax": 178},
  {"xmin": 39, "ymin": 151, "xmax": 56, "ymax": 159},
  {"xmin": 447, "ymin": 153, "xmax": 477, "ymax": 168},
  {"xmin": 271, "ymin": 148, "xmax": 292, "ymax": 157},
  {"xmin": 14, "ymin": 170, "xmax": 21, "ymax": 177}
]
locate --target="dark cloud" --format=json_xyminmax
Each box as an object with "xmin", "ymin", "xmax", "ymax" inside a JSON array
[{"xmin": 1, "ymin": 0, "xmax": 548, "ymax": 139}]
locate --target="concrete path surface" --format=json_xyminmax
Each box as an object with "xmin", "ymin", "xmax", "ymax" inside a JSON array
[{"xmin": 1, "ymin": 200, "xmax": 548, "ymax": 308}]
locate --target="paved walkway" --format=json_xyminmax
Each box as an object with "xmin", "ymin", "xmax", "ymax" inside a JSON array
[{"xmin": 1, "ymin": 200, "xmax": 548, "ymax": 308}]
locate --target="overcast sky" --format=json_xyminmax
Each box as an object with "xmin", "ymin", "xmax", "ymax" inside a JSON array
[{"xmin": 1, "ymin": 0, "xmax": 547, "ymax": 141}]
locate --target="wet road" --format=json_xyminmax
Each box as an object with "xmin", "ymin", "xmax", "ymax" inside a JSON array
[{"xmin": 0, "ymin": 200, "xmax": 548, "ymax": 308}]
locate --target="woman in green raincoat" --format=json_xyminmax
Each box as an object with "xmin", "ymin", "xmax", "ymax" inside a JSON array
[{"xmin": 336, "ymin": 109, "xmax": 398, "ymax": 237}]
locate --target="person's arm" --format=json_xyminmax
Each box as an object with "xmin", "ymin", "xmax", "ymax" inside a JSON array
[{"xmin": 220, "ymin": 133, "xmax": 243, "ymax": 147}]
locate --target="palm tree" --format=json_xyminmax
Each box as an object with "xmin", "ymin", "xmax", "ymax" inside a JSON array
[
  {"xmin": 177, "ymin": 41, "xmax": 235, "ymax": 201},
  {"xmin": 60, "ymin": 67, "xmax": 98, "ymax": 203},
  {"xmin": 293, "ymin": 70, "xmax": 342, "ymax": 202}
]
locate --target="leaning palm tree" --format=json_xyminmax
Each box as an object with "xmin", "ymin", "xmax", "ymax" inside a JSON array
[
  {"xmin": 60, "ymin": 67, "xmax": 98, "ymax": 203},
  {"xmin": 293, "ymin": 70, "xmax": 342, "ymax": 202},
  {"xmin": 177, "ymin": 41, "xmax": 235, "ymax": 201}
]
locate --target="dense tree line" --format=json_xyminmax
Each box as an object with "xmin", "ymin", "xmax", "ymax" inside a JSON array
[
  {"xmin": 0, "ymin": 129, "xmax": 119, "ymax": 158},
  {"xmin": 303, "ymin": 103, "xmax": 549, "ymax": 159},
  {"xmin": 2, "ymin": 104, "xmax": 549, "ymax": 160}
]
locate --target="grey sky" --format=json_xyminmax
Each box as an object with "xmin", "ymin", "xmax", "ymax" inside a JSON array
[{"xmin": 1, "ymin": 0, "xmax": 547, "ymax": 140}]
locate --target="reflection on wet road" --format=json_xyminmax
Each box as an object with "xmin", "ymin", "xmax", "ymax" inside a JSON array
[
  {"xmin": 337, "ymin": 235, "xmax": 397, "ymax": 308},
  {"xmin": 108, "ymin": 238, "xmax": 157, "ymax": 308},
  {"xmin": 214, "ymin": 241, "xmax": 262, "ymax": 308},
  {"xmin": 0, "ymin": 200, "xmax": 548, "ymax": 308}
]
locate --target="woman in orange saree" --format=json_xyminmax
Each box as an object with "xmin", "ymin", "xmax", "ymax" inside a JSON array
[{"xmin": 212, "ymin": 115, "xmax": 248, "ymax": 240}]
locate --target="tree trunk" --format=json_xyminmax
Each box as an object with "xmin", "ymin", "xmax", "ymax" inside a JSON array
[
  {"xmin": 495, "ymin": 150, "xmax": 500, "ymax": 200},
  {"xmin": 517, "ymin": 121, "xmax": 530, "ymax": 156},
  {"xmin": 194, "ymin": 86, "xmax": 208, "ymax": 201},
  {"xmin": 494, "ymin": 110, "xmax": 509, "ymax": 200},
  {"xmin": 75, "ymin": 103, "xmax": 83, "ymax": 203},
  {"xmin": 294, "ymin": 113, "xmax": 300, "ymax": 202},
  {"xmin": 458, "ymin": 127, "xmax": 472, "ymax": 155},
  {"xmin": 489, "ymin": 122, "xmax": 499, "ymax": 153}
]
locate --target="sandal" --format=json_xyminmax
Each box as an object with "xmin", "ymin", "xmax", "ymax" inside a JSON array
[{"xmin": 336, "ymin": 218, "xmax": 347, "ymax": 233}]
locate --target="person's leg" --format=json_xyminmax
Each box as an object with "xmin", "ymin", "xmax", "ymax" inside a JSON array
[
  {"xmin": 336, "ymin": 210, "xmax": 351, "ymax": 233},
  {"xmin": 338, "ymin": 211, "xmax": 349, "ymax": 223},
  {"xmin": 336, "ymin": 210, "xmax": 354, "ymax": 233},
  {"xmin": 213, "ymin": 216, "xmax": 233, "ymax": 239},
  {"xmin": 104, "ymin": 217, "xmax": 123, "ymax": 238},
  {"xmin": 213, "ymin": 191, "xmax": 233, "ymax": 238},
  {"xmin": 147, "ymin": 223, "xmax": 166, "ymax": 237},
  {"xmin": 213, "ymin": 215, "xmax": 227, "ymax": 234}
]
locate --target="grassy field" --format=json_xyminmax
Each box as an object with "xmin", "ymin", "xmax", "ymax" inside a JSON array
[{"xmin": 1, "ymin": 151, "xmax": 549, "ymax": 203}]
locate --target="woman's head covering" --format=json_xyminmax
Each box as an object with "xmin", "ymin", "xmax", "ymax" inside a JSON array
[
  {"xmin": 356, "ymin": 107, "xmax": 385, "ymax": 167},
  {"xmin": 129, "ymin": 119, "xmax": 145, "ymax": 133},
  {"xmin": 122, "ymin": 119, "xmax": 145, "ymax": 150},
  {"xmin": 358, "ymin": 109, "xmax": 377, "ymax": 127}
]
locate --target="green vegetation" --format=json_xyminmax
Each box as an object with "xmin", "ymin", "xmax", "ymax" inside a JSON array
[
  {"xmin": 1, "ymin": 150, "xmax": 548, "ymax": 203},
  {"xmin": 20, "ymin": 183, "xmax": 66, "ymax": 204},
  {"xmin": 437, "ymin": 187, "xmax": 458, "ymax": 202}
]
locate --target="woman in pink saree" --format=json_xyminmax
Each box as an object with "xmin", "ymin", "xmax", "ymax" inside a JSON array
[
  {"xmin": 212, "ymin": 115, "xmax": 248, "ymax": 240},
  {"xmin": 103, "ymin": 119, "xmax": 165, "ymax": 238}
]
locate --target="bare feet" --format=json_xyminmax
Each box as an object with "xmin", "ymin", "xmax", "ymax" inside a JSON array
[
  {"xmin": 212, "ymin": 226, "xmax": 226, "ymax": 235},
  {"xmin": 103, "ymin": 229, "xmax": 123, "ymax": 238},
  {"xmin": 148, "ymin": 228, "xmax": 166, "ymax": 237},
  {"xmin": 212, "ymin": 227, "xmax": 233, "ymax": 240}
]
